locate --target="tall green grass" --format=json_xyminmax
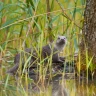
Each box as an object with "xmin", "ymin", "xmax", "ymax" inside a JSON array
[{"xmin": 1, "ymin": 0, "xmax": 95, "ymax": 96}]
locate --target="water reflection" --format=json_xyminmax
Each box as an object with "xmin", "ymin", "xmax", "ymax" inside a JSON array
[
  {"xmin": 58, "ymin": 79, "xmax": 96, "ymax": 96},
  {"xmin": 30, "ymin": 78, "xmax": 96, "ymax": 96}
]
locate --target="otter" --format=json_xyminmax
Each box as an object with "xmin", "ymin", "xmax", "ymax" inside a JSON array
[{"xmin": 7, "ymin": 36, "xmax": 67, "ymax": 75}]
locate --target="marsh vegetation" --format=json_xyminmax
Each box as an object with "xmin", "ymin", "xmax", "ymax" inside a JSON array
[{"xmin": 0, "ymin": 0, "xmax": 96, "ymax": 96}]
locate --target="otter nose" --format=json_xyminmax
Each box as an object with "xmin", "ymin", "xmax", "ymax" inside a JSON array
[
  {"xmin": 61, "ymin": 39, "xmax": 65, "ymax": 43},
  {"xmin": 61, "ymin": 38, "xmax": 64, "ymax": 40},
  {"xmin": 61, "ymin": 38, "xmax": 65, "ymax": 41}
]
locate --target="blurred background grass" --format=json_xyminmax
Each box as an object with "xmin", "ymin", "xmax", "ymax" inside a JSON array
[
  {"xmin": 0, "ymin": 0, "xmax": 90, "ymax": 96},
  {"xmin": 0, "ymin": 0, "xmax": 85, "ymax": 66},
  {"xmin": 0, "ymin": 0, "xmax": 85, "ymax": 48}
]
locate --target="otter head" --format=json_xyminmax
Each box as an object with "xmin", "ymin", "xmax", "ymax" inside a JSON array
[
  {"xmin": 55, "ymin": 36, "xmax": 67, "ymax": 51},
  {"xmin": 56, "ymin": 36, "xmax": 66, "ymax": 45}
]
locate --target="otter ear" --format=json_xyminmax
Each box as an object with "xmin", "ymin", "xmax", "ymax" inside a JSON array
[
  {"xmin": 57, "ymin": 35, "xmax": 60, "ymax": 38},
  {"xmin": 57, "ymin": 36, "xmax": 61, "ymax": 40}
]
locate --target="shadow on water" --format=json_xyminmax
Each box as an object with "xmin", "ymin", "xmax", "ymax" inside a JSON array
[
  {"xmin": 1, "ymin": 62, "xmax": 96, "ymax": 96},
  {"xmin": 0, "ymin": 71, "xmax": 96, "ymax": 96},
  {"xmin": 28, "ymin": 62, "xmax": 96, "ymax": 96},
  {"xmin": 28, "ymin": 73, "xmax": 96, "ymax": 96}
]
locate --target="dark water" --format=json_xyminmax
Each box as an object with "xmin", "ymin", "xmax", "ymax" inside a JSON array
[
  {"xmin": 66, "ymin": 79, "xmax": 96, "ymax": 96},
  {"xmin": 1, "ymin": 61, "xmax": 96, "ymax": 96},
  {"xmin": 28, "ymin": 73, "xmax": 96, "ymax": 96},
  {"xmin": 0, "ymin": 72, "xmax": 96, "ymax": 96},
  {"xmin": 28, "ymin": 63, "xmax": 96, "ymax": 96},
  {"xmin": 52, "ymin": 77, "xmax": 96, "ymax": 96}
]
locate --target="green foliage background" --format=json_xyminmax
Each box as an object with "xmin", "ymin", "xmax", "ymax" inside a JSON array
[
  {"xmin": 0, "ymin": 0, "xmax": 88, "ymax": 96},
  {"xmin": 0, "ymin": 0, "xmax": 85, "ymax": 49}
]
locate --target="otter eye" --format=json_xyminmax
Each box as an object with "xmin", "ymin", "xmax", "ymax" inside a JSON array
[
  {"xmin": 58, "ymin": 37, "xmax": 60, "ymax": 39},
  {"xmin": 64, "ymin": 37, "xmax": 66, "ymax": 40}
]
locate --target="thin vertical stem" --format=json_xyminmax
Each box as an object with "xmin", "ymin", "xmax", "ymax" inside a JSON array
[{"xmin": 46, "ymin": 0, "xmax": 53, "ymax": 42}]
